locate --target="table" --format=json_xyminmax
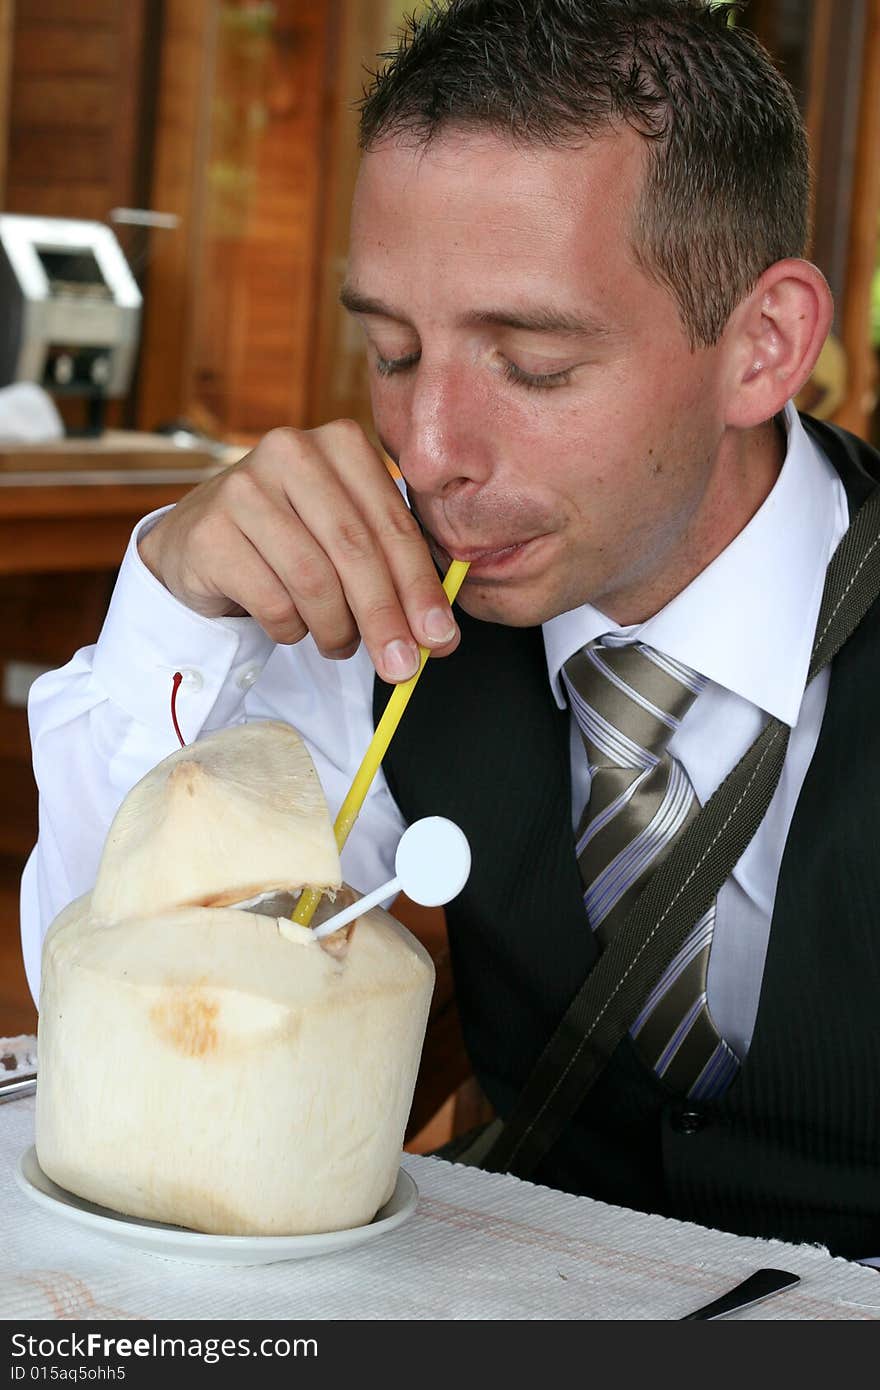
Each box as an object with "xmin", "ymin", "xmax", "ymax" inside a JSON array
[
  {"xmin": 0, "ymin": 430, "xmax": 238, "ymax": 576},
  {"xmin": 2, "ymin": 1091, "xmax": 878, "ymax": 1321}
]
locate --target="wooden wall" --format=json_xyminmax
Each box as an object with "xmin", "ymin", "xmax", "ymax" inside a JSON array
[
  {"xmin": 3, "ymin": 0, "xmax": 158, "ymax": 433},
  {"xmin": 137, "ymin": 1, "xmax": 413, "ymax": 442},
  {"xmin": 0, "ymin": 1, "xmax": 12, "ymax": 202},
  {"xmin": 188, "ymin": 0, "xmax": 336, "ymax": 437},
  {"xmin": 137, "ymin": 0, "xmax": 338, "ymax": 439},
  {"xmin": 5, "ymin": 0, "xmax": 152, "ymax": 221}
]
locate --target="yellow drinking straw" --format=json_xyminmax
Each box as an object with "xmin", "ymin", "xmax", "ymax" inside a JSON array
[{"xmin": 292, "ymin": 558, "xmax": 470, "ymax": 928}]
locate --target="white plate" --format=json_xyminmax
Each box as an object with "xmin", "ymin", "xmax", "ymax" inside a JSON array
[{"xmin": 14, "ymin": 1147, "xmax": 418, "ymax": 1266}]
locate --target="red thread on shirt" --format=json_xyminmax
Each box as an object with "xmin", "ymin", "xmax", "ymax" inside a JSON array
[{"xmin": 170, "ymin": 672, "xmax": 186, "ymax": 748}]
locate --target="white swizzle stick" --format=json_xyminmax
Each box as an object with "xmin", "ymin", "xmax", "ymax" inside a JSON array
[{"xmin": 310, "ymin": 817, "xmax": 471, "ymax": 940}]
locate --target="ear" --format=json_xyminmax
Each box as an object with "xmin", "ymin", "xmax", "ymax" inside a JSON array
[{"xmin": 722, "ymin": 259, "xmax": 834, "ymax": 430}]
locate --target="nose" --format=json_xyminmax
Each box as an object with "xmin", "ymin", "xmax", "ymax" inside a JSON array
[{"xmin": 394, "ymin": 360, "xmax": 493, "ymax": 497}]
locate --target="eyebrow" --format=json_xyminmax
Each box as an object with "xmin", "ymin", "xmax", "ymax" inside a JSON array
[
  {"xmin": 338, "ymin": 285, "xmax": 609, "ymax": 339},
  {"xmin": 467, "ymin": 306, "xmax": 610, "ymax": 338}
]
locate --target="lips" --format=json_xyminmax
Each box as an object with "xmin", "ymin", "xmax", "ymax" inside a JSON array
[
  {"xmin": 425, "ymin": 535, "xmax": 548, "ymax": 585},
  {"xmin": 429, "ymin": 537, "xmax": 535, "ymax": 563}
]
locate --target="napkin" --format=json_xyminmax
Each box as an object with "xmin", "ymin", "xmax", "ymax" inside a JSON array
[{"xmin": 0, "ymin": 383, "xmax": 64, "ymax": 443}]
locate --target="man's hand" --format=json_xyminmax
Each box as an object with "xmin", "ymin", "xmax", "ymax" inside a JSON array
[{"xmin": 138, "ymin": 421, "xmax": 460, "ymax": 682}]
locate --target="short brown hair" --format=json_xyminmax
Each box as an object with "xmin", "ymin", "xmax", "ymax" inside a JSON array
[{"xmin": 359, "ymin": 0, "xmax": 810, "ymax": 347}]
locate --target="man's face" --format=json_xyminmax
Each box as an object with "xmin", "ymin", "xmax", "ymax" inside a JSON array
[{"xmin": 346, "ymin": 127, "xmax": 736, "ymax": 626}]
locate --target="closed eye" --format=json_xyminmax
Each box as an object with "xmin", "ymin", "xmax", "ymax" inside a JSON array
[
  {"xmin": 374, "ymin": 350, "xmax": 421, "ymax": 377},
  {"xmin": 502, "ymin": 360, "xmax": 574, "ymax": 390},
  {"xmin": 372, "ymin": 348, "xmax": 574, "ymax": 390}
]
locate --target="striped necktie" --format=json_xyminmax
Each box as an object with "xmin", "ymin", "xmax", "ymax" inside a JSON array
[{"xmin": 562, "ymin": 639, "xmax": 740, "ymax": 1100}]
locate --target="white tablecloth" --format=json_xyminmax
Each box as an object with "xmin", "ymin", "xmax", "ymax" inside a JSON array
[{"xmin": 2, "ymin": 1093, "xmax": 879, "ymax": 1321}]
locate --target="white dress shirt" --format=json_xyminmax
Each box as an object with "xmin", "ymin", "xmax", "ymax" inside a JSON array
[{"xmin": 21, "ymin": 403, "xmax": 848, "ymax": 1071}]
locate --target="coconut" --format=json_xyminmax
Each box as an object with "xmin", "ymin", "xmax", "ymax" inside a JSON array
[{"xmin": 35, "ymin": 721, "xmax": 435, "ymax": 1236}]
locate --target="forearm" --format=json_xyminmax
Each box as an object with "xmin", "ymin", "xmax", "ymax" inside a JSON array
[{"xmin": 22, "ymin": 507, "xmax": 408, "ymax": 1004}]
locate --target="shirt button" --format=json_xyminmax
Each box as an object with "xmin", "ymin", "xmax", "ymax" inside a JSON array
[
  {"xmin": 671, "ymin": 1107, "xmax": 706, "ymax": 1135},
  {"xmin": 236, "ymin": 662, "xmax": 261, "ymax": 691},
  {"xmin": 177, "ymin": 668, "xmax": 203, "ymax": 692}
]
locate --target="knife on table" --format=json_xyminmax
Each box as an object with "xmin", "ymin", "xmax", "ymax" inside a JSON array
[{"xmin": 679, "ymin": 1268, "xmax": 801, "ymax": 1320}]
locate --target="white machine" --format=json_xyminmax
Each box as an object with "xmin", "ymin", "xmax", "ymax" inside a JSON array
[{"xmin": 0, "ymin": 214, "xmax": 141, "ymax": 408}]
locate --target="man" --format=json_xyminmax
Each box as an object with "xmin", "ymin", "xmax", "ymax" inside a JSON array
[{"xmin": 22, "ymin": 0, "xmax": 880, "ymax": 1259}]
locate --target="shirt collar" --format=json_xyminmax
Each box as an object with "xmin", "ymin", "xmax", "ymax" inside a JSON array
[{"xmin": 543, "ymin": 403, "xmax": 849, "ymax": 726}]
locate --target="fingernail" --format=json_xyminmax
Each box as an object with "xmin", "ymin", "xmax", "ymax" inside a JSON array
[
  {"xmin": 423, "ymin": 607, "xmax": 457, "ymax": 643},
  {"xmin": 382, "ymin": 639, "xmax": 420, "ymax": 680}
]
